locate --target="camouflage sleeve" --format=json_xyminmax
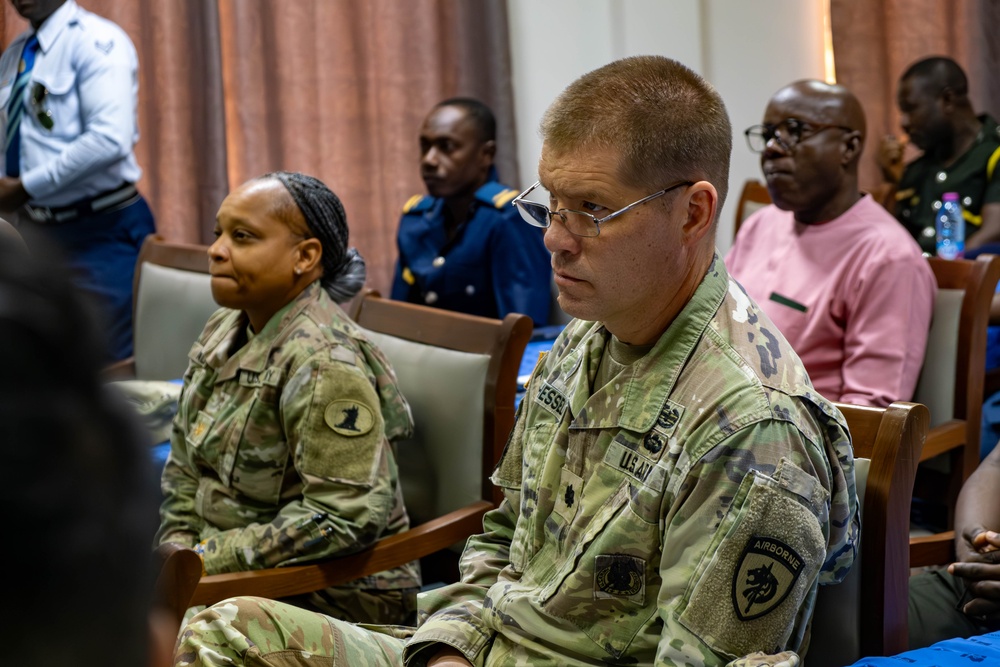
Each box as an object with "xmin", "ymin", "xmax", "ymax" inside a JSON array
[
  {"xmin": 654, "ymin": 417, "xmax": 856, "ymax": 665},
  {"xmin": 198, "ymin": 355, "xmax": 399, "ymax": 574},
  {"xmin": 402, "ymin": 401, "xmax": 527, "ymax": 666},
  {"xmin": 155, "ymin": 414, "xmax": 203, "ymax": 547}
]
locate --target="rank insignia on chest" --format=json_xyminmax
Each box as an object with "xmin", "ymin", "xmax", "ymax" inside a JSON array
[
  {"xmin": 324, "ymin": 400, "xmax": 375, "ymax": 436},
  {"xmin": 731, "ymin": 536, "xmax": 804, "ymax": 621},
  {"xmin": 595, "ymin": 554, "xmax": 645, "ymax": 603}
]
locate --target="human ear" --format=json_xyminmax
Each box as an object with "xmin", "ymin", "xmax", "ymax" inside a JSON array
[
  {"xmin": 295, "ymin": 238, "xmax": 323, "ymax": 275},
  {"xmin": 842, "ymin": 132, "xmax": 863, "ymax": 165},
  {"xmin": 682, "ymin": 181, "xmax": 718, "ymax": 244}
]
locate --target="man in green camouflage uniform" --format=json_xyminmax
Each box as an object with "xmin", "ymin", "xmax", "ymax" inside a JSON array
[
  {"xmin": 173, "ymin": 56, "xmax": 858, "ymax": 667},
  {"xmin": 158, "ymin": 279, "xmax": 421, "ymax": 624}
]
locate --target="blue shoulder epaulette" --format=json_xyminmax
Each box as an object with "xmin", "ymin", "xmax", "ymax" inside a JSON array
[
  {"xmin": 475, "ymin": 181, "xmax": 520, "ymax": 209},
  {"xmin": 402, "ymin": 194, "xmax": 433, "ymax": 214}
]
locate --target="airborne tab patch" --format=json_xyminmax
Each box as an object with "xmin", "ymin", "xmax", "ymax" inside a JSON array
[
  {"xmin": 324, "ymin": 400, "xmax": 374, "ymax": 437},
  {"xmin": 731, "ymin": 536, "xmax": 804, "ymax": 621}
]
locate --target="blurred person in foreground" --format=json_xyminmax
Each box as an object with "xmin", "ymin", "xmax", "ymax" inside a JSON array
[
  {"xmin": 172, "ymin": 57, "xmax": 858, "ymax": 667},
  {"xmin": 0, "ymin": 232, "xmax": 172, "ymax": 667}
]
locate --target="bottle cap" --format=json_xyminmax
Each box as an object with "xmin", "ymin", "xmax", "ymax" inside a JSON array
[{"xmin": 943, "ymin": 192, "xmax": 959, "ymax": 201}]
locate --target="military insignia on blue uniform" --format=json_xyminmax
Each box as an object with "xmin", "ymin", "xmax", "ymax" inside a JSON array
[
  {"xmin": 491, "ymin": 188, "xmax": 519, "ymax": 208},
  {"xmin": 731, "ymin": 536, "xmax": 804, "ymax": 620},
  {"xmin": 595, "ymin": 554, "xmax": 645, "ymax": 603},
  {"xmin": 402, "ymin": 194, "xmax": 431, "ymax": 214},
  {"xmin": 324, "ymin": 400, "xmax": 374, "ymax": 436},
  {"xmin": 402, "ymin": 266, "xmax": 415, "ymax": 285}
]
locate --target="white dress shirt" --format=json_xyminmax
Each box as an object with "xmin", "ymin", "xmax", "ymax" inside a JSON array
[{"xmin": 0, "ymin": 0, "xmax": 142, "ymax": 207}]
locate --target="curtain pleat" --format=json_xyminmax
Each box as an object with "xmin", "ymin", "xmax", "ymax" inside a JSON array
[{"xmin": 0, "ymin": 0, "xmax": 516, "ymax": 296}]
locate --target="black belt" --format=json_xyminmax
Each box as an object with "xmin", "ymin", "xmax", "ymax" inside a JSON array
[{"xmin": 23, "ymin": 183, "xmax": 139, "ymax": 225}]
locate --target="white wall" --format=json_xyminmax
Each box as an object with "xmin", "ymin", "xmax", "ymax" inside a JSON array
[{"xmin": 507, "ymin": 0, "xmax": 828, "ymax": 252}]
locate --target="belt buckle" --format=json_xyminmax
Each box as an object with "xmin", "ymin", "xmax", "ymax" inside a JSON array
[{"xmin": 23, "ymin": 204, "xmax": 52, "ymax": 224}]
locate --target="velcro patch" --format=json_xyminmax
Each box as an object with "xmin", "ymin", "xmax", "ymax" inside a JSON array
[
  {"xmin": 731, "ymin": 536, "xmax": 804, "ymax": 621},
  {"xmin": 595, "ymin": 554, "xmax": 645, "ymax": 604},
  {"xmin": 324, "ymin": 400, "xmax": 374, "ymax": 437}
]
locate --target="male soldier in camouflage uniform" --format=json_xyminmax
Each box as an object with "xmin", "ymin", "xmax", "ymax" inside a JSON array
[{"xmin": 174, "ymin": 56, "xmax": 859, "ymax": 667}]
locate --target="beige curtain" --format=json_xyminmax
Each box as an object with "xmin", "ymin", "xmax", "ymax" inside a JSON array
[
  {"xmin": 831, "ymin": 0, "xmax": 1000, "ymax": 191},
  {"xmin": 1, "ymin": 0, "xmax": 517, "ymax": 296}
]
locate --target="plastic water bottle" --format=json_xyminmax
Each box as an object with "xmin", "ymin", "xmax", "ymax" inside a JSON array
[{"xmin": 936, "ymin": 192, "xmax": 965, "ymax": 260}]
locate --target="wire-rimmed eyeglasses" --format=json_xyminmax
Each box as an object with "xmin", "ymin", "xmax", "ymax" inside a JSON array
[
  {"xmin": 744, "ymin": 118, "xmax": 854, "ymax": 153},
  {"xmin": 512, "ymin": 180, "xmax": 694, "ymax": 237}
]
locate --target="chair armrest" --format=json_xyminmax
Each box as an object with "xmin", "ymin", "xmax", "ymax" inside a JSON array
[
  {"xmin": 188, "ymin": 500, "xmax": 493, "ymax": 608},
  {"xmin": 153, "ymin": 542, "xmax": 204, "ymax": 625},
  {"xmin": 102, "ymin": 356, "xmax": 136, "ymax": 382},
  {"xmin": 919, "ymin": 420, "xmax": 966, "ymax": 461},
  {"xmin": 910, "ymin": 530, "xmax": 957, "ymax": 569}
]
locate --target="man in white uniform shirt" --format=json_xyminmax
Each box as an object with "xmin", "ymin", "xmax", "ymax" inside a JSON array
[{"xmin": 0, "ymin": 0, "xmax": 154, "ymax": 361}]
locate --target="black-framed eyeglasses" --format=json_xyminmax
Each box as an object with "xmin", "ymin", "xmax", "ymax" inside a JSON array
[
  {"xmin": 511, "ymin": 180, "xmax": 694, "ymax": 238},
  {"xmin": 744, "ymin": 118, "xmax": 853, "ymax": 153}
]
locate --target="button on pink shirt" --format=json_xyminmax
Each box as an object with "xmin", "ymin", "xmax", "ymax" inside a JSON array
[{"xmin": 725, "ymin": 194, "xmax": 936, "ymax": 407}]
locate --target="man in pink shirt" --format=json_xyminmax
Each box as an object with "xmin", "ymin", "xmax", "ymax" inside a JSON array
[{"xmin": 726, "ymin": 80, "xmax": 935, "ymax": 407}]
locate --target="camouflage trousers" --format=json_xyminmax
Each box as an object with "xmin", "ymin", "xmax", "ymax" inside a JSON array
[{"xmin": 175, "ymin": 597, "xmax": 415, "ymax": 667}]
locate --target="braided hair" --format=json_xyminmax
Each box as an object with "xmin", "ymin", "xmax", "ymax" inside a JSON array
[{"xmin": 260, "ymin": 171, "xmax": 367, "ymax": 303}]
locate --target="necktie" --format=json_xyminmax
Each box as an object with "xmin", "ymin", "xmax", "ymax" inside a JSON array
[{"xmin": 5, "ymin": 34, "xmax": 39, "ymax": 178}]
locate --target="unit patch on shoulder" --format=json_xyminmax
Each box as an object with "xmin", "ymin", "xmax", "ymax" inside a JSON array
[
  {"xmin": 595, "ymin": 554, "xmax": 645, "ymax": 603},
  {"xmin": 731, "ymin": 536, "xmax": 804, "ymax": 621},
  {"xmin": 324, "ymin": 400, "xmax": 374, "ymax": 436}
]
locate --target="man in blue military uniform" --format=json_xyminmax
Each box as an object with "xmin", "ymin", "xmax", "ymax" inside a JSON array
[
  {"xmin": 391, "ymin": 98, "xmax": 551, "ymax": 325},
  {"xmin": 0, "ymin": 0, "xmax": 155, "ymax": 362}
]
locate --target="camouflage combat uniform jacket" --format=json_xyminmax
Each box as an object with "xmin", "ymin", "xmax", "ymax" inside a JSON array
[
  {"xmin": 157, "ymin": 282, "xmax": 420, "ymax": 594},
  {"xmin": 406, "ymin": 257, "xmax": 859, "ymax": 666}
]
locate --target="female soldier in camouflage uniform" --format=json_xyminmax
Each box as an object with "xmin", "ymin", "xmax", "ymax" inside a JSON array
[{"xmin": 156, "ymin": 171, "xmax": 420, "ymax": 625}]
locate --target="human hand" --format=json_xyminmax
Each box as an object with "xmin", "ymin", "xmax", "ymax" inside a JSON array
[
  {"xmin": 950, "ymin": 530, "xmax": 1000, "ymax": 623},
  {"xmin": 0, "ymin": 177, "xmax": 28, "ymax": 211},
  {"xmin": 877, "ymin": 135, "xmax": 905, "ymax": 184},
  {"xmin": 426, "ymin": 646, "xmax": 473, "ymax": 666}
]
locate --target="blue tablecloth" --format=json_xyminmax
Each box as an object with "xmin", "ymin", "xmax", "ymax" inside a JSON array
[{"xmin": 848, "ymin": 632, "xmax": 1000, "ymax": 666}]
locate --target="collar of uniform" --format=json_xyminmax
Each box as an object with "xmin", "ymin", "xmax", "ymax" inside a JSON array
[
  {"xmin": 210, "ymin": 281, "xmax": 322, "ymax": 382},
  {"xmin": 563, "ymin": 253, "xmax": 728, "ymax": 433},
  {"xmin": 34, "ymin": 0, "xmax": 79, "ymax": 54},
  {"xmin": 978, "ymin": 113, "xmax": 1000, "ymax": 144}
]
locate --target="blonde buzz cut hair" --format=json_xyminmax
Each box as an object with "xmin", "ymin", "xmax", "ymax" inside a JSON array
[{"xmin": 540, "ymin": 55, "xmax": 732, "ymax": 220}]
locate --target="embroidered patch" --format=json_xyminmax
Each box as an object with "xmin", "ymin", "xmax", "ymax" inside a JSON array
[
  {"xmin": 535, "ymin": 381, "xmax": 567, "ymax": 418},
  {"xmin": 595, "ymin": 554, "xmax": 645, "ymax": 603},
  {"xmin": 603, "ymin": 438, "xmax": 666, "ymax": 492},
  {"xmin": 324, "ymin": 400, "xmax": 374, "ymax": 437},
  {"xmin": 643, "ymin": 431, "xmax": 664, "ymax": 454},
  {"xmin": 655, "ymin": 404, "xmax": 683, "ymax": 436},
  {"xmin": 731, "ymin": 536, "xmax": 804, "ymax": 621}
]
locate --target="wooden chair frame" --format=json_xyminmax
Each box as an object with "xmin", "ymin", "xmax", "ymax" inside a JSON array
[
  {"xmin": 918, "ymin": 256, "xmax": 1000, "ymax": 472},
  {"xmin": 810, "ymin": 401, "xmax": 927, "ymax": 664},
  {"xmin": 732, "ymin": 178, "xmax": 771, "ymax": 239},
  {"xmin": 158, "ymin": 292, "xmax": 532, "ymax": 612}
]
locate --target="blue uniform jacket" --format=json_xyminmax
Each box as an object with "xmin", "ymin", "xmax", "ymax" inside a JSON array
[{"xmin": 390, "ymin": 179, "xmax": 551, "ymax": 325}]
